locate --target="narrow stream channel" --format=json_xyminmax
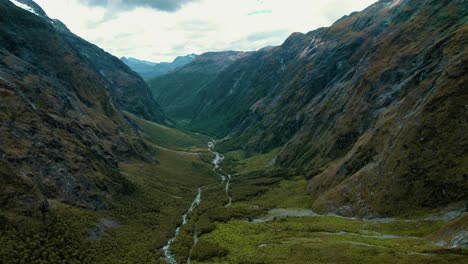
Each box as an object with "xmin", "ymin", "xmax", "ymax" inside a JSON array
[
  {"xmin": 163, "ymin": 188, "xmax": 202, "ymax": 264},
  {"xmin": 163, "ymin": 140, "xmax": 231, "ymax": 264},
  {"xmin": 208, "ymin": 139, "xmax": 232, "ymax": 206},
  {"xmin": 186, "ymin": 222, "xmax": 198, "ymax": 264}
]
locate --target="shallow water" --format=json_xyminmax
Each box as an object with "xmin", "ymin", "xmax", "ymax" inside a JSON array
[
  {"xmin": 252, "ymin": 208, "xmax": 319, "ymax": 223},
  {"xmin": 163, "ymin": 188, "xmax": 202, "ymax": 264},
  {"xmin": 163, "ymin": 140, "xmax": 229, "ymax": 263},
  {"xmin": 208, "ymin": 140, "xmax": 232, "ymax": 206}
]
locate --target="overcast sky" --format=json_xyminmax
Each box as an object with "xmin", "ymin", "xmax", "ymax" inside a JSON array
[{"xmin": 34, "ymin": 0, "xmax": 377, "ymax": 62}]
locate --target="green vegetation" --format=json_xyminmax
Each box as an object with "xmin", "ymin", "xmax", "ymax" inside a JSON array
[
  {"xmin": 1, "ymin": 109, "xmax": 216, "ymax": 263},
  {"xmin": 169, "ymin": 182, "xmax": 265, "ymax": 263},
  {"xmin": 147, "ymin": 0, "xmax": 468, "ymax": 218},
  {"xmin": 0, "ymin": 202, "xmax": 98, "ymax": 263},
  {"xmin": 187, "ymin": 148, "xmax": 467, "ymax": 264},
  {"xmin": 2, "ymin": 0, "xmax": 467, "ymax": 263},
  {"xmin": 189, "ymin": 165, "xmax": 467, "ymax": 263},
  {"xmin": 192, "ymin": 217, "xmax": 466, "ymax": 264},
  {"xmin": 223, "ymin": 148, "xmax": 280, "ymax": 174},
  {"xmin": 0, "ymin": 147, "xmax": 215, "ymax": 263},
  {"xmin": 125, "ymin": 112, "xmax": 209, "ymax": 151},
  {"xmin": 147, "ymin": 51, "xmax": 244, "ymax": 133},
  {"xmin": 248, "ymin": 177, "xmax": 312, "ymax": 209},
  {"xmin": 81, "ymin": 114, "xmax": 215, "ymax": 263},
  {"xmin": 2, "ymin": 111, "xmax": 466, "ymax": 263},
  {"xmin": 191, "ymin": 240, "xmax": 229, "ymax": 262}
]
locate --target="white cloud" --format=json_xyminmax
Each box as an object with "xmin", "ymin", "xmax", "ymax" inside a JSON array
[{"xmin": 35, "ymin": 0, "xmax": 377, "ymax": 62}]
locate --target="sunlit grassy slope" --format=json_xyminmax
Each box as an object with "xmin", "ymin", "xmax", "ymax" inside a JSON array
[
  {"xmin": 125, "ymin": 112, "xmax": 209, "ymax": 151},
  {"xmin": 222, "ymin": 148, "xmax": 280, "ymax": 176}
]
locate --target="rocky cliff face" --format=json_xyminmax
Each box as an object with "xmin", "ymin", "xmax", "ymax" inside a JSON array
[
  {"xmin": 0, "ymin": 0, "xmax": 165, "ymax": 216},
  {"xmin": 151, "ymin": 0, "xmax": 467, "ymax": 216}
]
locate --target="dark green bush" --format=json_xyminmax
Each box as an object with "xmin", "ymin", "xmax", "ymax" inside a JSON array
[{"xmin": 191, "ymin": 240, "xmax": 229, "ymax": 261}]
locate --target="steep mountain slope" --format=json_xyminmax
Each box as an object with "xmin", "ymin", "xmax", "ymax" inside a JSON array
[
  {"xmin": 151, "ymin": 0, "xmax": 467, "ymax": 216},
  {"xmin": 69, "ymin": 39, "xmax": 167, "ymax": 124},
  {"xmin": 8, "ymin": 0, "xmax": 167, "ymax": 124},
  {"xmin": 0, "ymin": 0, "xmax": 167, "ymax": 216},
  {"xmin": 121, "ymin": 54, "xmax": 197, "ymax": 80},
  {"xmin": 9, "ymin": 0, "xmax": 46, "ymax": 16},
  {"xmin": 148, "ymin": 51, "xmax": 249, "ymax": 122}
]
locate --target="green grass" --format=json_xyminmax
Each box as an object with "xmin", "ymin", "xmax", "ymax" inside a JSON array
[
  {"xmin": 172, "ymin": 118, "xmax": 192, "ymax": 128},
  {"xmin": 80, "ymin": 116, "xmax": 217, "ymax": 263},
  {"xmin": 192, "ymin": 217, "xmax": 466, "ymax": 264},
  {"xmin": 223, "ymin": 148, "xmax": 280, "ymax": 174},
  {"xmin": 0, "ymin": 111, "xmax": 218, "ymax": 263},
  {"xmin": 187, "ymin": 150, "xmax": 468, "ymax": 264},
  {"xmin": 0, "ymin": 144, "xmax": 217, "ymax": 263},
  {"xmin": 2, "ymin": 111, "xmax": 466, "ymax": 263},
  {"xmin": 248, "ymin": 177, "xmax": 313, "ymax": 209},
  {"xmin": 125, "ymin": 112, "xmax": 209, "ymax": 151},
  {"xmin": 87, "ymin": 141, "xmax": 215, "ymax": 263}
]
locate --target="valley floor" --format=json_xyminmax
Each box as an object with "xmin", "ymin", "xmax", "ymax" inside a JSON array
[
  {"xmin": 148, "ymin": 123, "xmax": 467, "ymax": 264},
  {"xmin": 186, "ymin": 174, "xmax": 467, "ymax": 264},
  {"xmin": 1, "ymin": 115, "xmax": 466, "ymax": 264}
]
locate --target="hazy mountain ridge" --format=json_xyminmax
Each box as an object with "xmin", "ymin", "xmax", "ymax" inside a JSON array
[
  {"xmin": 121, "ymin": 54, "xmax": 197, "ymax": 80},
  {"xmin": 151, "ymin": 0, "xmax": 468, "ymax": 216}
]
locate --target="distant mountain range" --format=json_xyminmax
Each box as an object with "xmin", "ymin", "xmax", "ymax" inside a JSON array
[{"xmin": 121, "ymin": 54, "xmax": 197, "ymax": 80}]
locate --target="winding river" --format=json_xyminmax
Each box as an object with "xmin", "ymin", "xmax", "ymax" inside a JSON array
[
  {"xmin": 208, "ymin": 140, "xmax": 232, "ymax": 206},
  {"xmin": 163, "ymin": 140, "xmax": 231, "ymax": 264},
  {"xmin": 163, "ymin": 188, "xmax": 202, "ymax": 264}
]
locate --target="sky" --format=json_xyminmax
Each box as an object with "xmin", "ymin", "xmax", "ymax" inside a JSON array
[{"xmin": 34, "ymin": 0, "xmax": 377, "ymax": 63}]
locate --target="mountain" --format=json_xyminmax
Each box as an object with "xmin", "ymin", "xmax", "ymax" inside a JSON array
[
  {"xmin": 1, "ymin": 0, "xmax": 467, "ymax": 262},
  {"xmin": 150, "ymin": 0, "xmax": 467, "ymax": 216},
  {"xmin": 121, "ymin": 54, "xmax": 197, "ymax": 80},
  {"xmin": 0, "ymin": 0, "xmax": 167, "ymax": 216},
  {"xmin": 8, "ymin": 0, "xmax": 46, "ymax": 16},
  {"xmin": 148, "ymin": 51, "xmax": 250, "ymax": 123}
]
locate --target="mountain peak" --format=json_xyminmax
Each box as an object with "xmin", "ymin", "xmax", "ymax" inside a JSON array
[
  {"xmin": 9, "ymin": 0, "xmax": 47, "ymax": 17},
  {"xmin": 121, "ymin": 54, "xmax": 198, "ymax": 80}
]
